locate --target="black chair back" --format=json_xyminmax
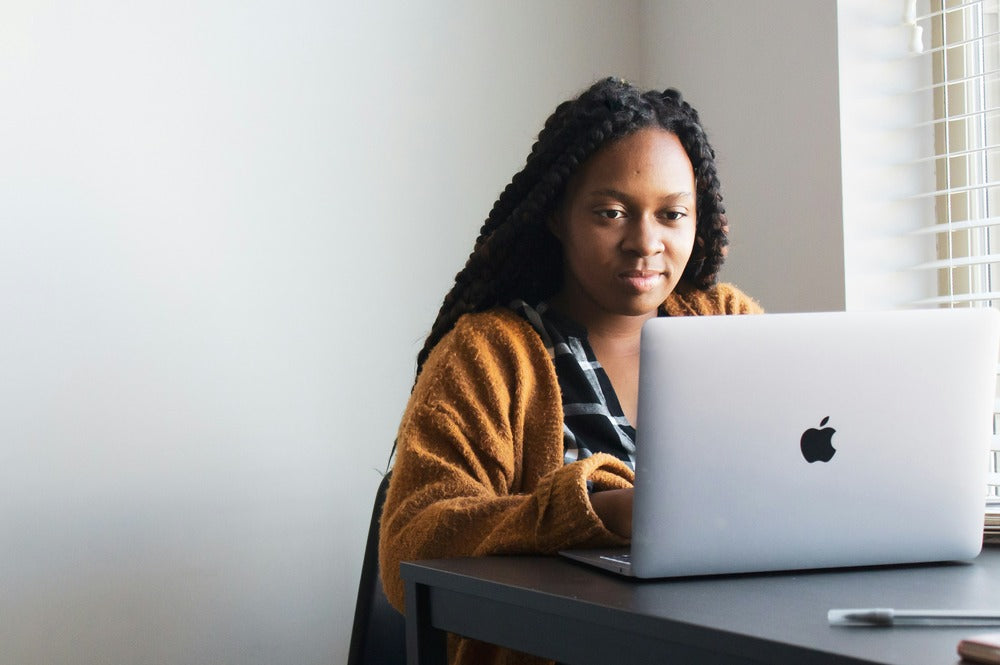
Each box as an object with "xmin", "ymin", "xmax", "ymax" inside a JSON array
[{"xmin": 347, "ymin": 473, "xmax": 406, "ymax": 665}]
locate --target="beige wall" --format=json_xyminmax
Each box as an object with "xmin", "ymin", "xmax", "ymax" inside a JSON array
[{"xmin": 640, "ymin": 0, "xmax": 846, "ymax": 313}]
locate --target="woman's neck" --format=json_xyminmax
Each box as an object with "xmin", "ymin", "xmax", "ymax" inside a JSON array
[{"xmin": 547, "ymin": 294, "xmax": 656, "ymax": 346}]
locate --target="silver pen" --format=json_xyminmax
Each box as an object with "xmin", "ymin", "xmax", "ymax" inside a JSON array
[{"xmin": 828, "ymin": 608, "xmax": 1000, "ymax": 626}]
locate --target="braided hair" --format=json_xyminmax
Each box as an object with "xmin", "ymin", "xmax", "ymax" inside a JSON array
[{"xmin": 415, "ymin": 77, "xmax": 729, "ymax": 377}]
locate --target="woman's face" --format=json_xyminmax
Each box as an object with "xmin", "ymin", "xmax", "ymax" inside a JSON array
[{"xmin": 549, "ymin": 128, "xmax": 697, "ymax": 328}]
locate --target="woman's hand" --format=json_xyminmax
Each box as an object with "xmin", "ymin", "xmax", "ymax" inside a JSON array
[{"xmin": 589, "ymin": 488, "xmax": 633, "ymax": 539}]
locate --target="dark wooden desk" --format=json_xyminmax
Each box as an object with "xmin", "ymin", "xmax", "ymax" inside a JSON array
[{"xmin": 401, "ymin": 547, "xmax": 1000, "ymax": 665}]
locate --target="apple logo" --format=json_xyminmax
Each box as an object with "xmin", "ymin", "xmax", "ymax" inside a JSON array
[{"xmin": 800, "ymin": 416, "xmax": 837, "ymax": 463}]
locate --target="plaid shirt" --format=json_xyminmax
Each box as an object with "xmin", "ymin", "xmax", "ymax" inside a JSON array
[{"xmin": 511, "ymin": 300, "xmax": 636, "ymax": 470}]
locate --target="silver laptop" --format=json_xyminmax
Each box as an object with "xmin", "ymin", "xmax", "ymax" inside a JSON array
[{"xmin": 561, "ymin": 308, "xmax": 1000, "ymax": 578}]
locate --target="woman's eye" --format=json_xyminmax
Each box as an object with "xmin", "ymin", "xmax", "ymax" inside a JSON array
[
  {"xmin": 661, "ymin": 211, "xmax": 687, "ymax": 221},
  {"xmin": 598, "ymin": 209, "xmax": 626, "ymax": 220}
]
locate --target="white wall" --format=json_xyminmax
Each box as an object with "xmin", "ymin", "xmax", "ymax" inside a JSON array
[
  {"xmin": 639, "ymin": 0, "xmax": 846, "ymax": 313},
  {"xmin": 0, "ymin": 2, "xmax": 640, "ymax": 663}
]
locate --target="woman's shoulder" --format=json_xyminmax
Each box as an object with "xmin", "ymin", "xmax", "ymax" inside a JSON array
[
  {"xmin": 449, "ymin": 306, "xmax": 539, "ymax": 344},
  {"xmin": 421, "ymin": 306, "xmax": 550, "ymax": 377},
  {"xmin": 662, "ymin": 281, "xmax": 764, "ymax": 316},
  {"xmin": 410, "ymin": 306, "xmax": 559, "ymax": 418}
]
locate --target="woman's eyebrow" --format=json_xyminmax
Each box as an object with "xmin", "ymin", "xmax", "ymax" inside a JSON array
[{"xmin": 586, "ymin": 188, "xmax": 694, "ymax": 201}]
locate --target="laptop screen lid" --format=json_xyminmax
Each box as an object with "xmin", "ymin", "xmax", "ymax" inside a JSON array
[{"xmin": 628, "ymin": 308, "xmax": 999, "ymax": 579}]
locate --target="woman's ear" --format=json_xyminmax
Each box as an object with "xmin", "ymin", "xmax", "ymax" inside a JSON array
[
  {"xmin": 683, "ymin": 233, "xmax": 705, "ymax": 280},
  {"xmin": 547, "ymin": 213, "xmax": 563, "ymax": 240}
]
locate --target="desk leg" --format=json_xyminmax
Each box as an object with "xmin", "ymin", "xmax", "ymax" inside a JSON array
[{"xmin": 405, "ymin": 579, "xmax": 447, "ymax": 665}]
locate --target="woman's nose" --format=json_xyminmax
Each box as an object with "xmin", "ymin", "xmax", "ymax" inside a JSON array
[{"xmin": 622, "ymin": 215, "xmax": 665, "ymax": 256}]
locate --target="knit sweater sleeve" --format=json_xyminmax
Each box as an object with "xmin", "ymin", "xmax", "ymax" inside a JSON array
[{"xmin": 378, "ymin": 309, "xmax": 633, "ymax": 612}]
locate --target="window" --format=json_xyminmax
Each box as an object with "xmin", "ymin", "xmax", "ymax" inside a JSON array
[{"xmin": 907, "ymin": 0, "xmax": 1000, "ymax": 496}]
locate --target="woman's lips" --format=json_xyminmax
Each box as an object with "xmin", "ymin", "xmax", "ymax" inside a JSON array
[{"xmin": 620, "ymin": 270, "xmax": 664, "ymax": 292}]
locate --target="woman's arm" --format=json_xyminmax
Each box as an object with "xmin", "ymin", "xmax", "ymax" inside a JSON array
[{"xmin": 378, "ymin": 311, "xmax": 633, "ymax": 611}]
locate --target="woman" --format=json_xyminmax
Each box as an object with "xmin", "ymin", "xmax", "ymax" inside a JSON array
[{"xmin": 379, "ymin": 77, "xmax": 761, "ymax": 665}]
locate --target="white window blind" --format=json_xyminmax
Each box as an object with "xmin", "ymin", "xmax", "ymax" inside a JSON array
[{"xmin": 906, "ymin": 0, "xmax": 1000, "ymax": 497}]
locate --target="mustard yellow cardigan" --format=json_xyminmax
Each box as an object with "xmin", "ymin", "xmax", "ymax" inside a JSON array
[{"xmin": 379, "ymin": 282, "xmax": 762, "ymax": 665}]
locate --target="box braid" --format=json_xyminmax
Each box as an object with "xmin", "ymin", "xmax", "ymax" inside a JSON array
[{"xmin": 415, "ymin": 77, "xmax": 729, "ymax": 378}]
